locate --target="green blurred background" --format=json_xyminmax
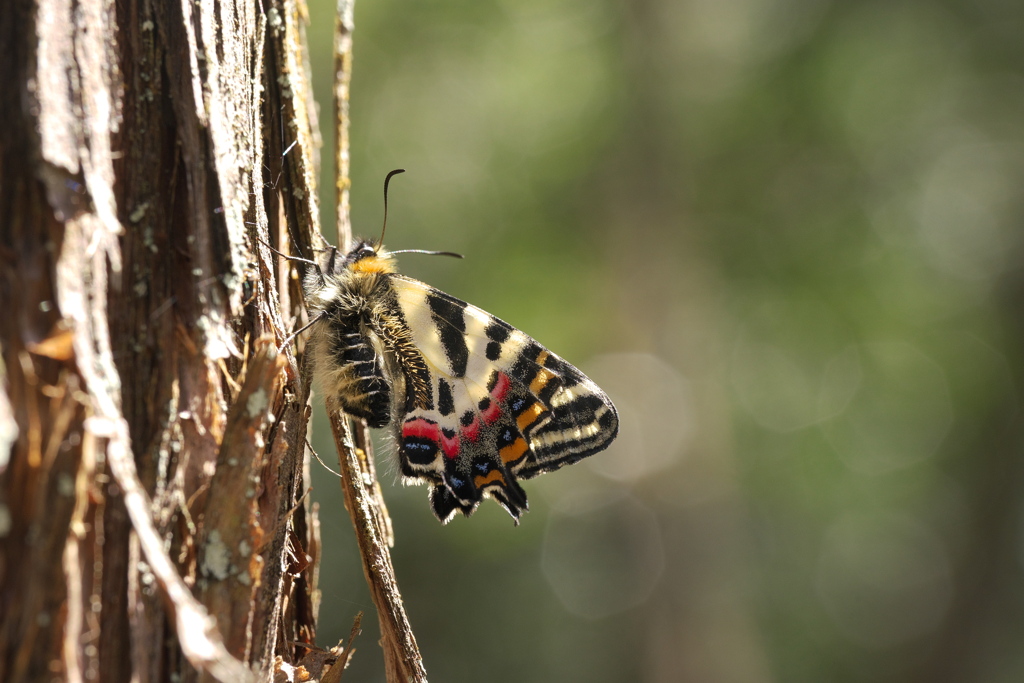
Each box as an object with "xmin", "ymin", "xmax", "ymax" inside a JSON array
[{"xmin": 303, "ymin": 0, "xmax": 1024, "ymax": 681}]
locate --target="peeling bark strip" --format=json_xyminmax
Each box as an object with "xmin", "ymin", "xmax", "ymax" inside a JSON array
[
  {"xmin": 196, "ymin": 339, "xmax": 287, "ymax": 662},
  {"xmin": 2, "ymin": 0, "xmax": 326, "ymax": 680}
]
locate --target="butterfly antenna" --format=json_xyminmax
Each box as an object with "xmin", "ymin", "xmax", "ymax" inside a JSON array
[
  {"xmin": 376, "ymin": 168, "xmax": 406, "ymax": 250},
  {"xmin": 389, "ymin": 249, "xmax": 464, "ymax": 259}
]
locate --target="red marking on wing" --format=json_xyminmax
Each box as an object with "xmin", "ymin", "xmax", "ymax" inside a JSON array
[
  {"xmin": 441, "ymin": 431, "xmax": 460, "ymax": 459},
  {"xmin": 491, "ymin": 372, "xmax": 511, "ymax": 402},
  {"xmin": 403, "ymin": 418, "xmax": 440, "ymax": 442},
  {"xmin": 481, "ymin": 401, "xmax": 502, "ymax": 425},
  {"xmin": 461, "ymin": 416, "xmax": 481, "ymax": 442},
  {"xmin": 482, "ymin": 372, "xmax": 511, "ymax": 425}
]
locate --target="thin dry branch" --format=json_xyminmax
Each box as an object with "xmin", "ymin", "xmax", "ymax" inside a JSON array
[
  {"xmin": 334, "ymin": 0, "xmax": 355, "ymax": 249},
  {"xmin": 325, "ymin": 1, "xmax": 427, "ymax": 680},
  {"xmin": 326, "ymin": 403, "xmax": 427, "ymax": 683}
]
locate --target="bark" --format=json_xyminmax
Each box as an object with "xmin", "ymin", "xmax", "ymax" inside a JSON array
[{"xmin": 0, "ymin": 0, "xmax": 331, "ymax": 680}]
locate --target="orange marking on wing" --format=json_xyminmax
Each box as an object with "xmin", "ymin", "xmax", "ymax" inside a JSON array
[
  {"xmin": 499, "ymin": 437, "xmax": 529, "ymax": 465},
  {"xmin": 516, "ymin": 402, "xmax": 545, "ymax": 433},
  {"xmin": 529, "ymin": 368, "xmax": 554, "ymax": 395},
  {"xmin": 474, "ymin": 470, "xmax": 506, "ymax": 489}
]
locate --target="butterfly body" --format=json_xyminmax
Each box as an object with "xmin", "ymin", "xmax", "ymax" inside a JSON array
[{"xmin": 304, "ymin": 240, "xmax": 618, "ymax": 524}]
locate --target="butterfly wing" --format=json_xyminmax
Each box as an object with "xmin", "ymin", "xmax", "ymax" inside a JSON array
[{"xmin": 386, "ymin": 275, "xmax": 618, "ymax": 523}]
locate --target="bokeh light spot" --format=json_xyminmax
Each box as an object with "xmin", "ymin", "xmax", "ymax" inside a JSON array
[
  {"xmin": 542, "ymin": 493, "xmax": 665, "ymax": 619},
  {"xmin": 816, "ymin": 511, "xmax": 952, "ymax": 649},
  {"xmin": 822, "ymin": 342, "xmax": 952, "ymax": 475},
  {"xmin": 732, "ymin": 340, "xmax": 820, "ymax": 433},
  {"xmin": 583, "ymin": 353, "xmax": 692, "ymax": 482}
]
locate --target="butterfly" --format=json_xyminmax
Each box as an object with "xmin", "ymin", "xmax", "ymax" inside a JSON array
[{"xmin": 299, "ymin": 172, "xmax": 619, "ymax": 524}]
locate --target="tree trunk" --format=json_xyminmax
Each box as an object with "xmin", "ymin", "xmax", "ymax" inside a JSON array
[{"xmin": 0, "ymin": 0, "xmax": 330, "ymax": 680}]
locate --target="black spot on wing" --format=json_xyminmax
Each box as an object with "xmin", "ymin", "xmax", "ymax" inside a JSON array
[
  {"xmin": 485, "ymin": 320, "xmax": 511, "ymax": 343},
  {"xmin": 485, "ymin": 341, "xmax": 502, "ymax": 361},
  {"xmin": 438, "ymin": 378, "xmax": 454, "ymax": 416},
  {"xmin": 401, "ymin": 438, "xmax": 437, "ymax": 466},
  {"xmin": 427, "ymin": 292, "xmax": 469, "ymax": 377},
  {"xmin": 497, "ymin": 423, "xmax": 519, "ymax": 448}
]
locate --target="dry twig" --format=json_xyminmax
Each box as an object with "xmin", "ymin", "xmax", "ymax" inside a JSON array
[
  {"xmin": 324, "ymin": 1, "xmax": 428, "ymax": 680},
  {"xmin": 326, "ymin": 404, "xmax": 427, "ymax": 682}
]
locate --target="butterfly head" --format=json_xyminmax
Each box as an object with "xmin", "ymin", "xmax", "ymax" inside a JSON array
[{"xmin": 338, "ymin": 240, "xmax": 397, "ymax": 276}]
